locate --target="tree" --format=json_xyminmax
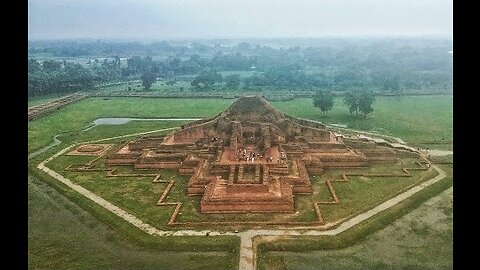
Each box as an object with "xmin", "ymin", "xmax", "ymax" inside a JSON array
[
  {"xmin": 343, "ymin": 90, "xmax": 360, "ymax": 116},
  {"xmin": 113, "ymin": 56, "xmax": 121, "ymax": 67},
  {"xmin": 358, "ymin": 90, "xmax": 375, "ymax": 117},
  {"xmin": 28, "ymin": 59, "xmax": 41, "ymax": 73},
  {"xmin": 141, "ymin": 71, "xmax": 156, "ymax": 90},
  {"xmin": 64, "ymin": 63, "xmax": 94, "ymax": 91},
  {"xmin": 313, "ymin": 90, "xmax": 334, "ymax": 115},
  {"xmin": 191, "ymin": 70, "xmax": 222, "ymax": 90},
  {"xmin": 225, "ymin": 74, "xmax": 240, "ymax": 89},
  {"xmin": 383, "ymin": 76, "xmax": 401, "ymax": 95},
  {"xmin": 42, "ymin": 60, "xmax": 62, "ymax": 72}
]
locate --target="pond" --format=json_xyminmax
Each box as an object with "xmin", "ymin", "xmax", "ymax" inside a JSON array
[
  {"xmin": 82, "ymin": 117, "xmax": 203, "ymax": 131},
  {"xmin": 91, "ymin": 117, "xmax": 203, "ymax": 126}
]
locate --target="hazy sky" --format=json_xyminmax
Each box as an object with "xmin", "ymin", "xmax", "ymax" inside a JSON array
[{"xmin": 28, "ymin": 0, "xmax": 453, "ymax": 40}]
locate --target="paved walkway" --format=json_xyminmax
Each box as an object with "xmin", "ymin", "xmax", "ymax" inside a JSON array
[{"xmin": 34, "ymin": 123, "xmax": 451, "ymax": 270}]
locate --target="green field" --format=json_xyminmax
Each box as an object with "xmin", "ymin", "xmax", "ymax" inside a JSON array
[
  {"xmin": 48, "ymin": 151, "xmax": 433, "ymax": 229},
  {"xmin": 271, "ymin": 96, "xmax": 453, "ymax": 150},
  {"xmin": 28, "ymin": 95, "xmax": 453, "ymax": 270},
  {"xmin": 28, "ymin": 95, "xmax": 452, "ymax": 154},
  {"xmin": 28, "ymin": 98, "xmax": 233, "ymax": 153},
  {"xmin": 258, "ymin": 166, "xmax": 453, "ymax": 270},
  {"xmin": 28, "ymin": 174, "xmax": 239, "ymax": 270}
]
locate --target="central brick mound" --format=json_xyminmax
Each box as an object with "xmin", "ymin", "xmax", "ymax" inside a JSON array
[{"xmin": 106, "ymin": 96, "xmax": 415, "ymax": 214}]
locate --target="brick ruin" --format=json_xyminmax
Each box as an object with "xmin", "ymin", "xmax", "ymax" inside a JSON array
[
  {"xmin": 106, "ymin": 96, "xmax": 408, "ymax": 214},
  {"xmin": 67, "ymin": 143, "xmax": 113, "ymax": 156}
]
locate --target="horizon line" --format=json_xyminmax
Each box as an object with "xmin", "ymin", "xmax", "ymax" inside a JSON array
[{"xmin": 29, "ymin": 34, "xmax": 453, "ymax": 42}]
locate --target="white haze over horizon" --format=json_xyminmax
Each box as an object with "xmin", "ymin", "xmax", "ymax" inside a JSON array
[{"xmin": 28, "ymin": 0, "xmax": 453, "ymax": 41}]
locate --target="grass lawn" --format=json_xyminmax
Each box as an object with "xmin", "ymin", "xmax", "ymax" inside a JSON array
[
  {"xmin": 28, "ymin": 174, "xmax": 239, "ymax": 270},
  {"xmin": 28, "ymin": 95, "xmax": 452, "ymax": 154},
  {"xmin": 271, "ymin": 95, "xmax": 453, "ymax": 150},
  {"xmin": 48, "ymin": 149, "xmax": 433, "ymax": 229},
  {"xmin": 258, "ymin": 166, "xmax": 453, "ymax": 270},
  {"xmin": 313, "ymin": 160, "xmax": 438, "ymax": 223},
  {"xmin": 28, "ymin": 97, "xmax": 232, "ymax": 153}
]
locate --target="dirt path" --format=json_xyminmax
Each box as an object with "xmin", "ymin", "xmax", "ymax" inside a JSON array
[{"xmin": 28, "ymin": 134, "xmax": 62, "ymax": 160}]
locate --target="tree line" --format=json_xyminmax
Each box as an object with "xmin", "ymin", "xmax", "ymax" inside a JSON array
[
  {"xmin": 28, "ymin": 38, "xmax": 452, "ymax": 95},
  {"xmin": 28, "ymin": 59, "xmax": 96, "ymax": 96}
]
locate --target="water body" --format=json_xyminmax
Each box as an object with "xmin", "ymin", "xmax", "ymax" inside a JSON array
[
  {"xmin": 93, "ymin": 117, "xmax": 202, "ymax": 125},
  {"xmin": 298, "ymin": 118, "xmax": 348, "ymax": 129},
  {"xmin": 329, "ymin": 123, "xmax": 347, "ymax": 128},
  {"xmin": 428, "ymin": 149, "xmax": 453, "ymax": 156},
  {"xmin": 82, "ymin": 117, "xmax": 203, "ymax": 131}
]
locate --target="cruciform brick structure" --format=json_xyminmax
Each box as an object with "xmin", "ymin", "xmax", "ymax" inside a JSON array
[{"xmin": 106, "ymin": 96, "xmax": 403, "ymax": 213}]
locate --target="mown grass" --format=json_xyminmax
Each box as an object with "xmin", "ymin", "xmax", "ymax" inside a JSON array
[
  {"xmin": 256, "ymin": 165, "xmax": 453, "ymax": 270},
  {"xmin": 71, "ymin": 120, "xmax": 190, "ymax": 143},
  {"xmin": 28, "ymin": 168, "xmax": 240, "ymax": 270},
  {"xmin": 48, "ymin": 147, "xmax": 432, "ymax": 229},
  {"xmin": 314, "ymin": 161, "xmax": 438, "ymax": 223},
  {"xmin": 29, "ymin": 95, "xmax": 452, "ymax": 154},
  {"xmin": 28, "ymin": 125, "xmax": 241, "ymax": 269},
  {"xmin": 28, "ymin": 97, "xmax": 232, "ymax": 153},
  {"xmin": 271, "ymin": 95, "xmax": 453, "ymax": 150}
]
